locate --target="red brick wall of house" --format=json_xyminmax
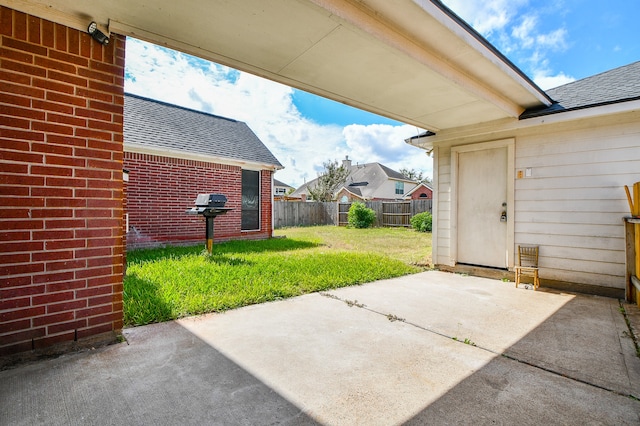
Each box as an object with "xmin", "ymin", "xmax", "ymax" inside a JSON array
[
  {"xmin": 124, "ymin": 152, "xmax": 273, "ymax": 249},
  {"xmin": 408, "ymin": 186, "xmax": 432, "ymax": 200},
  {"xmin": 335, "ymin": 188, "xmax": 363, "ymax": 203},
  {"xmin": 259, "ymin": 168, "xmax": 273, "ymax": 237},
  {"xmin": 0, "ymin": 7, "xmax": 125, "ymax": 358}
]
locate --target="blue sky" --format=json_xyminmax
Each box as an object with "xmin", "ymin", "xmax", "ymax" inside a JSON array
[
  {"xmin": 445, "ymin": 0, "xmax": 640, "ymax": 88},
  {"xmin": 124, "ymin": 1, "xmax": 640, "ymax": 188}
]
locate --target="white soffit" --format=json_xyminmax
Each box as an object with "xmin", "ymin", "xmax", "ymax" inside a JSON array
[{"xmin": 2, "ymin": 0, "xmax": 550, "ymax": 132}]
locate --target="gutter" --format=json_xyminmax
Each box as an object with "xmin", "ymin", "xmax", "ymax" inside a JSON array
[
  {"xmin": 407, "ymin": 98, "xmax": 640, "ymax": 146},
  {"xmin": 124, "ymin": 143, "xmax": 284, "ymax": 172}
]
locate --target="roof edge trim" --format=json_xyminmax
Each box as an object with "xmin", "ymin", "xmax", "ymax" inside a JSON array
[
  {"xmin": 520, "ymin": 95, "xmax": 640, "ymax": 119},
  {"xmin": 423, "ymin": 0, "xmax": 553, "ymax": 106},
  {"xmin": 124, "ymin": 143, "xmax": 283, "ymax": 171},
  {"xmin": 409, "ymin": 98, "xmax": 640, "ymax": 145}
]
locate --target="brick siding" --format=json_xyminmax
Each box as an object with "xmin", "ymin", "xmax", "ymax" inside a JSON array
[
  {"xmin": 124, "ymin": 152, "xmax": 273, "ymax": 249},
  {"xmin": 0, "ymin": 7, "xmax": 125, "ymax": 358},
  {"xmin": 408, "ymin": 186, "xmax": 432, "ymax": 200}
]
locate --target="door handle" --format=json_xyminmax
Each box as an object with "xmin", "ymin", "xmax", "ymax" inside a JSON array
[{"xmin": 500, "ymin": 202, "xmax": 507, "ymax": 222}]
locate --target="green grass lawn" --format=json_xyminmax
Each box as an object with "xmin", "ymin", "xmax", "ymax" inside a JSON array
[
  {"xmin": 124, "ymin": 226, "xmax": 431, "ymax": 326},
  {"xmin": 274, "ymin": 226, "xmax": 432, "ymax": 266}
]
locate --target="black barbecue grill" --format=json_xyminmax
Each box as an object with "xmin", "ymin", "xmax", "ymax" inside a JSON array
[{"xmin": 186, "ymin": 193, "xmax": 232, "ymax": 253}]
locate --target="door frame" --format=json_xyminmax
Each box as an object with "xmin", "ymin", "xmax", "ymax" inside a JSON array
[{"xmin": 450, "ymin": 139, "xmax": 515, "ymax": 269}]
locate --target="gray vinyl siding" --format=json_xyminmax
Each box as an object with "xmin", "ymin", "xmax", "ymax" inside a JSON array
[
  {"xmin": 514, "ymin": 121, "xmax": 640, "ymax": 288},
  {"xmin": 435, "ymin": 146, "xmax": 452, "ymax": 266},
  {"xmin": 432, "ymin": 116, "xmax": 640, "ymax": 289}
]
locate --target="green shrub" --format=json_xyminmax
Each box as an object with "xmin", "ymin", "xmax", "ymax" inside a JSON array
[
  {"xmin": 347, "ymin": 202, "xmax": 376, "ymax": 229},
  {"xmin": 410, "ymin": 211, "xmax": 432, "ymax": 232}
]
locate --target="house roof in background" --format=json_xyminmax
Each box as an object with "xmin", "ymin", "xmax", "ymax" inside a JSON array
[
  {"xmin": 345, "ymin": 163, "xmax": 409, "ymax": 195},
  {"xmin": 273, "ymin": 179, "xmax": 293, "ymax": 188},
  {"xmin": 291, "ymin": 161, "xmax": 416, "ymax": 200},
  {"xmin": 124, "ymin": 94, "xmax": 283, "ymax": 169},
  {"xmin": 339, "ymin": 186, "xmax": 363, "ymax": 198},
  {"xmin": 403, "ymin": 182, "xmax": 433, "ymax": 198},
  {"xmin": 521, "ymin": 61, "xmax": 640, "ymax": 119}
]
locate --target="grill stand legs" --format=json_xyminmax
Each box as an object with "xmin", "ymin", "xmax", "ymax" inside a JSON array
[
  {"xmin": 186, "ymin": 201, "xmax": 231, "ymax": 254},
  {"xmin": 205, "ymin": 215, "xmax": 214, "ymax": 255}
]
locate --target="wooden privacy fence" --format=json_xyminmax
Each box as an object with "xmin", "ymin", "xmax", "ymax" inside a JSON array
[
  {"xmin": 274, "ymin": 199, "xmax": 431, "ymax": 228},
  {"xmin": 338, "ymin": 200, "xmax": 432, "ymax": 227},
  {"xmin": 382, "ymin": 201, "xmax": 412, "ymax": 227},
  {"xmin": 273, "ymin": 201, "xmax": 337, "ymax": 228}
]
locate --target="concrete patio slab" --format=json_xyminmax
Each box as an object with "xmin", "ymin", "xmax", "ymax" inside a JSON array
[
  {"xmin": 1, "ymin": 320, "xmax": 313, "ymax": 426},
  {"xmin": 1, "ymin": 271, "xmax": 639, "ymax": 425},
  {"xmin": 326, "ymin": 271, "xmax": 640, "ymax": 397}
]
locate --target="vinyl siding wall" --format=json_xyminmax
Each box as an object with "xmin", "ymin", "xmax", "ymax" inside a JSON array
[
  {"xmin": 434, "ymin": 146, "xmax": 452, "ymax": 266},
  {"xmin": 514, "ymin": 121, "xmax": 639, "ymax": 288},
  {"xmin": 432, "ymin": 112, "xmax": 640, "ymax": 290}
]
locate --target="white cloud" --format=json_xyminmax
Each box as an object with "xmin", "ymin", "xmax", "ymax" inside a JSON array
[
  {"xmin": 441, "ymin": 0, "xmax": 525, "ymax": 36},
  {"xmin": 343, "ymin": 124, "xmax": 432, "ymax": 177},
  {"xmin": 532, "ymin": 71, "xmax": 575, "ymax": 90},
  {"xmin": 442, "ymin": 0, "xmax": 573, "ymax": 92},
  {"xmin": 512, "ymin": 15, "xmax": 537, "ymax": 48},
  {"xmin": 536, "ymin": 28, "xmax": 568, "ymax": 50},
  {"xmin": 124, "ymin": 38, "xmax": 429, "ymax": 188}
]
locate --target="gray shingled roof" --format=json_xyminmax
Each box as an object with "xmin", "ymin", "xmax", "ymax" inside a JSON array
[
  {"xmin": 273, "ymin": 179, "xmax": 293, "ymax": 188},
  {"xmin": 124, "ymin": 94, "xmax": 282, "ymax": 168},
  {"xmin": 521, "ymin": 61, "xmax": 640, "ymax": 119},
  {"xmin": 342, "ymin": 186, "xmax": 362, "ymax": 197}
]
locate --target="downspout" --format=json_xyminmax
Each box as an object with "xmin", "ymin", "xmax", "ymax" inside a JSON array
[
  {"xmin": 431, "ymin": 146, "xmax": 439, "ymax": 266},
  {"xmin": 271, "ymin": 171, "xmax": 275, "ymax": 238}
]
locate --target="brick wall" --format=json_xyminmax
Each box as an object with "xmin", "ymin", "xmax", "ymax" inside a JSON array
[
  {"xmin": 260, "ymin": 169, "xmax": 273, "ymax": 237},
  {"xmin": 124, "ymin": 152, "xmax": 273, "ymax": 249},
  {"xmin": 0, "ymin": 7, "xmax": 125, "ymax": 358},
  {"xmin": 408, "ymin": 186, "xmax": 432, "ymax": 200}
]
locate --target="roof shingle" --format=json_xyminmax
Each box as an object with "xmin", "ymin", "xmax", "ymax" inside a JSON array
[
  {"xmin": 124, "ymin": 94, "xmax": 282, "ymax": 168},
  {"xmin": 521, "ymin": 61, "xmax": 640, "ymax": 119}
]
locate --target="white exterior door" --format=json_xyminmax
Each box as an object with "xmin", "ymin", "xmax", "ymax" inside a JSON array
[{"xmin": 456, "ymin": 146, "xmax": 509, "ymax": 268}]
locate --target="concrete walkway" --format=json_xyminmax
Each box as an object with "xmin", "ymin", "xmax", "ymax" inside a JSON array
[{"xmin": 2, "ymin": 271, "xmax": 639, "ymax": 425}]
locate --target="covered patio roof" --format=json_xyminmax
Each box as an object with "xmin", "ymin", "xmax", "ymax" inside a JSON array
[{"xmin": 4, "ymin": 0, "xmax": 551, "ymax": 132}]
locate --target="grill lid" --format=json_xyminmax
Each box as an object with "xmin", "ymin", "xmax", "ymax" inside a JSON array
[{"xmin": 194, "ymin": 193, "xmax": 227, "ymax": 208}]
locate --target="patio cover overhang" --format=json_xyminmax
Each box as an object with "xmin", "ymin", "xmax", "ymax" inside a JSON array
[{"xmin": 2, "ymin": 0, "xmax": 551, "ymax": 132}]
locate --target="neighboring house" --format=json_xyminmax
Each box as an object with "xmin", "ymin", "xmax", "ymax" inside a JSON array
[
  {"xmin": 123, "ymin": 94, "xmax": 283, "ymax": 248},
  {"xmin": 408, "ymin": 61, "xmax": 640, "ymax": 298},
  {"xmin": 291, "ymin": 156, "xmax": 419, "ymax": 202},
  {"xmin": 273, "ymin": 179, "xmax": 294, "ymax": 201},
  {"xmin": 403, "ymin": 182, "xmax": 433, "ymax": 200}
]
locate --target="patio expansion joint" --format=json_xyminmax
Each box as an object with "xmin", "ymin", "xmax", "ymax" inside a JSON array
[
  {"xmin": 619, "ymin": 300, "xmax": 640, "ymax": 358},
  {"xmin": 319, "ymin": 291, "xmax": 640, "ymax": 402}
]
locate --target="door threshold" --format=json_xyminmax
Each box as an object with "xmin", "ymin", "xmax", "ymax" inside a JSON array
[
  {"xmin": 437, "ymin": 263, "xmax": 513, "ymax": 281},
  {"xmin": 456, "ymin": 262, "xmax": 508, "ymax": 271}
]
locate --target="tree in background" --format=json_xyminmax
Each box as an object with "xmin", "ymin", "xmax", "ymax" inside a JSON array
[
  {"xmin": 399, "ymin": 168, "xmax": 432, "ymax": 185},
  {"xmin": 308, "ymin": 160, "xmax": 350, "ymax": 202}
]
